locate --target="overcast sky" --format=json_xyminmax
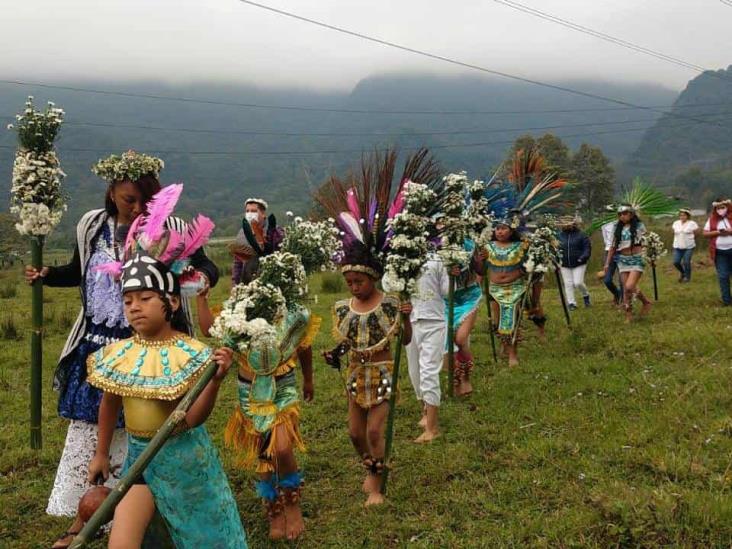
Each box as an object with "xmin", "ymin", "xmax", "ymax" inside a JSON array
[{"xmin": 2, "ymin": 0, "xmax": 731, "ymax": 93}]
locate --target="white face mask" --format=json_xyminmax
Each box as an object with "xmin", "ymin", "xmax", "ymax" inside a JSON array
[
  {"xmin": 717, "ymin": 208, "xmax": 728, "ymax": 217},
  {"xmin": 245, "ymin": 212, "xmax": 259, "ymax": 223}
]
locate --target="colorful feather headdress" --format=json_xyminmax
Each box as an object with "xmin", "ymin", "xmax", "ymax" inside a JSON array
[
  {"xmin": 96, "ymin": 183, "xmax": 215, "ymax": 295},
  {"xmin": 485, "ymin": 147, "xmax": 567, "ymax": 230},
  {"xmin": 589, "ymin": 177, "xmax": 678, "ymax": 232},
  {"xmin": 314, "ymin": 147, "xmax": 440, "ymax": 279}
]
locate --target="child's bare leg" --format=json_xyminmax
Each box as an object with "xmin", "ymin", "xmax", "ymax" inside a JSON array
[
  {"xmin": 272, "ymin": 423, "xmax": 305, "ymax": 541},
  {"xmin": 455, "ymin": 310, "xmax": 477, "ymax": 397},
  {"xmin": 258, "ymin": 470, "xmax": 286, "ymax": 541},
  {"xmin": 365, "ymin": 401, "xmax": 389, "ymax": 506},
  {"xmin": 507, "ymin": 343, "xmax": 519, "ymax": 367},
  {"xmin": 108, "ymin": 485, "xmax": 155, "ymax": 549},
  {"xmin": 348, "ymin": 398, "xmax": 373, "ymax": 493}
]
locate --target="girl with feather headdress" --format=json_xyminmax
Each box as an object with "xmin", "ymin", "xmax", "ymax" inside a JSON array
[
  {"xmin": 481, "ymin": 147, "xmax": 566, "ymax": 366},
  {"xmin": 315, "ymin": 149, "xmax": 438, "ymax": 506},
  {"xmin": 599, "ymin": 180, "xmax": 677, "ymax": 322},
  {"xmin": 85, "ymin": 184, "xmax": 248, "ymax": 547}
]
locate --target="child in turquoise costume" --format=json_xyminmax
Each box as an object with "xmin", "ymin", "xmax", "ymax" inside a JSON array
[
  {"xmin": 86, "ymin": 184, "xmax": 247, "ymax": 548},
  {"xmin": 222, "ymin": 303, "xmax": 319, "ymax": 542}
]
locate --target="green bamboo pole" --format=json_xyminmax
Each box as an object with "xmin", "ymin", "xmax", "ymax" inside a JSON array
[
  {"xmin": 69, "ymin": 359, "xmax": 219, "ymax": 548},
  {"xmin": 447, "ymin": 275, "xmax": 456, "ymax": 397},
  {"xmin": 380, "ymin": 312, "xmax": 405, "ymax": 495},
  {"xmin": 30, "ymin": 236, "xmax": 44, "ymax": 449}
]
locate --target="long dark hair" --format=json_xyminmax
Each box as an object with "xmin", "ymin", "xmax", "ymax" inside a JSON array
[
  {"xmin": 104, "ymin": 175, "xmax": 161, "ymax": 216},
  {"xmin": 613, "ymin": 209, "xmax": 642, "ymax": 248}
]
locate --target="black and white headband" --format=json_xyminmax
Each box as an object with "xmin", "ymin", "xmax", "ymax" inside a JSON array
[{"xmin": 121, "ymin": 252, "xmax": 178, "ymax": 295}]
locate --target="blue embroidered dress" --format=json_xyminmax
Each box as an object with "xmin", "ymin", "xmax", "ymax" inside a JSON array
[{"xmin": 58, "ymin": 220, "xmax": 131, "ymax": 422}]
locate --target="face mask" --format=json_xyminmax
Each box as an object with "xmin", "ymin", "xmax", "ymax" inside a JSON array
[{"xmin": 245, "ymin": 212, "xmax": 259, "ymax": 223}]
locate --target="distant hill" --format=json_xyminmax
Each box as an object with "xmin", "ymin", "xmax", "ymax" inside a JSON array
[
  {"xmin": 0, "ymin": 74, "xmax": 677, "ymax": 243},
  {"xmin": 622, "ymin": 66, "xmax": 732, "ymax": 205}
]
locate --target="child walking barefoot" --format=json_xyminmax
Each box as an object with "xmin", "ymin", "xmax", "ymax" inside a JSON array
[{"xmin": 326, "ymin": 264, "xmax": 412, "ymax": 506}]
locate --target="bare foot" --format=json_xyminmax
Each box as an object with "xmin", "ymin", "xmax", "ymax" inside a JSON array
[
  {"xmin": 508, "ymin": 357, "xmax": 519, "ymax": 368},
  {"xmin": 52, "ymin": 531, "xmax": 80, "ymax": 549},
  {"xmin": 418, "ymin": 415, "xmax": 427, "ymax": 428},
  {"xmin": 365, "ymin": 491, "xmax": 385, "ymax": 506},
  {"xmin": 624, "ymin": 310, "xmax": 633, "ymax": 323},
  {"xmin": 458, "ymin": 378, "xmax": 473, "ymax": 397},
  {"xmin": 362, "ymin": 473, "xmax": 379, "ymax": 494},
  {"xmin": 268, "ymin": 504, "xmax": 286, "ymax": 541},
  {"xmin": 284, "ymin": 499, "xmax": 305, "ymax": 541},
  {"xmin": 414, "ymin": 429, "xmax": 440, "ymax": 443},
  {"xmin": 640, "ymin": 302, "xmax": 651, "ymax": 316}
]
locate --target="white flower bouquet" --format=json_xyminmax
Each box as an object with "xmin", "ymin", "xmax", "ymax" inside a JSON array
[
  {"xmin": 437, "ymin": 172, "xmax": 472, "ymax": 268},
  {"xmin": 8, "ymin": 97, "xmax": 66, "ymax": 236},
  {"xmin": 280, "ymin": 216, "xmax": 342, "ymax": 274},
  {"xmin": 257, "ymin": 251, "xmax": 308, "ymax": 304},
  {"xmin": 524, "ymin": 226, "xmax": 561, "ymax": 274},
  {"xmin": 382, "ymin": 181, "xmax": 435, "ymax": 297},
  {"xmin": 641, "ymin": 231, "xmax": 667, "ymax": 264},
  {"xmin": 465, "ymin": 178, "xmax": 494, "ymax": 247}
]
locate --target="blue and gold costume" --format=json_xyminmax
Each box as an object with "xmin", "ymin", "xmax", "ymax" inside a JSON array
[
  {"xmin": 484, "ymin": 240, "xmax": 529, "ymax": 342},
  {"xmin": 87, "ymin": 334, "xmax": 248, "ymax": 549}
]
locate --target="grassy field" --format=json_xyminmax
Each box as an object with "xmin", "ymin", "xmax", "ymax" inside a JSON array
[{"xmin": 1, "ymin": 243, "xmax": 731, "ymax": 548}]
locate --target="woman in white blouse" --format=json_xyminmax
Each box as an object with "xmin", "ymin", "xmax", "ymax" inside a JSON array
[
  {"xmin": 703, "ymin": 198, "xmax": 732, "ymax": 306},
  {"xmin": 671, "ymin": 208, "xmax": 699, "ymax": 283}
]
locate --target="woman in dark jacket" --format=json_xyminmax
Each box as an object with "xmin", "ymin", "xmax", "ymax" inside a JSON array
[
  {"xmin": 558, "ymin": 216, "xmax": 592, "ymax": 310},
  {"xmin": 24, "ymin": 151, "xmax": 218, "ymax": 548}
]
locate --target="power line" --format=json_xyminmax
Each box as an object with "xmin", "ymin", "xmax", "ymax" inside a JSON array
[
  {"xmin": 490, "ymin": 0, "xmax": 709, "ymax": 73},
  {"xmin": 235, "ymin": 1, "xmax": 724, "ymax": 129},
  {"xmin": 1, "ymin": 115, "xmax": 728, "ymax": 157},
  {"xmin": 2, "ymin": 109, "xmax": 731, "ymax": 139},
  {"xmin": 2, "ymin": 78, "xmax": 725, "ymax": 117}
]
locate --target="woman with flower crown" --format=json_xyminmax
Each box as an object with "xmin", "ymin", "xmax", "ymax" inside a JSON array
[
  {"xmin": 85, "ymin": 183, "xmax": 247, "ymax": 547},
  {"xmin": 24, "ymin": 151, "xmax": 219, "ymax": 548}
]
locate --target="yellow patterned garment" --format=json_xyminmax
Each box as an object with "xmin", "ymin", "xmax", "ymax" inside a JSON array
[
  {"xmin": 332, "ymin": 294, "xmax": 400, "ymax": 409},
  {"xmin": 87, "ymin": 334, "xmax": 212, "ymax": 437}
]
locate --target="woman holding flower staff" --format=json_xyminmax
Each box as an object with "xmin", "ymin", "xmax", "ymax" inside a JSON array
[
  {"xmin": 317, "ymin": 149, "xmax": 438, "ymax": 505},
  {"xmin": 24, "ymin": 151, "xmax": 218, "ymax": 548}
]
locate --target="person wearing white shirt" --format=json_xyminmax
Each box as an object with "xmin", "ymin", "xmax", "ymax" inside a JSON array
[
  {"xmin": 406, "ymin": 254, "xmax": 449, "ymax": 443},
  {"xmin": 703, "ymin": 198, "xmax": 732, "ymax": 306},
  {"xmin": 671, "ymin": 208, "xmax": 699, "ymax": 283},
  {"xmin": 600, "ymin": 221, "xmax": 623, "ymax": 304}
]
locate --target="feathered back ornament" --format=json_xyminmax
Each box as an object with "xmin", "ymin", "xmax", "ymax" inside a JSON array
[
  {"xmin": 314, "ymin": 147, "xmax": 440, "ymax": 278},
  {"xmin": 485, "ymin": 148, "xmax": 567, "ymax": 230},
  {"xmin": 589, "ymin": 178, "xmax": 678, "ymax": 232},
  {"xmin": 96, "ymin": 184, "xmax": 215, "ymax": 296}
]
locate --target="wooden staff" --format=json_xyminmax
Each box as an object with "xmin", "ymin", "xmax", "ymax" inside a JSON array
[
  {"xmin": 380, "ymin": 311, "xmax": 405, "ymax": 495},
  {"xmin": 446, "ymin": 274, "xmax": 456, "ymax": 397},
  {"xmin": 30, "ymin": 236, "xmax": 44, "ymax": 449},
  {"xmin": 482, "ymin": 276, "xmax": 497, "ymax": 363},
  {"xmin": 69, "ymin": 359, "xmax": 219, "ymax": 548},
  {"xmin": 651, "ymin": 261, "xmax": 659, "ymax": 301},
  {"xmin": 554, "ymin": 265, "xmax": 571, "ymax": 327}
]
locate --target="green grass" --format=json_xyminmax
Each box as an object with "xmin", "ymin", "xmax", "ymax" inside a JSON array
[{"xmin": 1, "ymin": 247, "xmax": 731, "ymax": 548}]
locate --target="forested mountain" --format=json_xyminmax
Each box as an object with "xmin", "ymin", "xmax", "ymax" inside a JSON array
[
  {"xmin": 0, "ymin": 74, "xmax": 677, "ymax": 243},
  {"xmin": 622, "ymin": 66, "xmax": 732, "ymax": 205}
]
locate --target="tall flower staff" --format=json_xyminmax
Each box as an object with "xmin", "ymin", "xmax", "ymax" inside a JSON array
[
  {"xmin": 8, "ymin": 97, "xmax": 66, "ymax": 449},
  {"xmin": 641, "ymin": 231, "xmax": 667, "ymax": 301},
  {"xmin": 316, "ymin": 148, "xmax": 438, "ymax": 506}
]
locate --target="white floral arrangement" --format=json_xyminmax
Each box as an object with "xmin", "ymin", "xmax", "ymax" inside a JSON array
[
  {"xmin": 437, "ymin": 172, "xmax": 472, "ymax": 268},
  {"xmin": 465, "ymin": 178, "xmax": 494, "ymax": 247},
  {"xmin": 257, "ymin": 251, "xmax": 308, "ymax": 304},
  {"xmin": 382, "ymin": 181, "xmax": 435, "ymax": 296},
  {"xmin": 280, "ymin": 214, "xmax": 342, "ymax": 274},
  {"xmin": 92, "ymin": 150, "xmax": 164, "ymax": 182},
  {"xmin": 8, "ymin": 97, "xmax": 67, "ymax": 236},
  {"xmin": 524, "ymin": 226, "xmax": 561, "ymax": 274},
  {"xmin": 209, "ymin": 279, "xmax": 286, "ymax": 353},
  {"xmin": 641, "ymin": 231, "xmax": 667, "ymax": 264}
]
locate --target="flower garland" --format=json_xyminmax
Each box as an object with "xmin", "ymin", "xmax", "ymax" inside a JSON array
[
  {"xmin": 92, "ymin": 150, "xmax": 164, "ymax": 182},
  {"xmin": 524, "ymin": 226, "xmax": 561, "ymax": 274},
  {"xmin": 382, "ymin": 181, "xmax": 436, "ymax": 297},
  {"xmin": 437, "ymin": 172, "xmax": 472, "ymax": 268},
  {"xmin": 280, "ymin": 215, "xmax": 342, "ymax": 274},
  {"xmin": 641, "ymin": 231, "xmax": 667, "ymax": 264},
  {"xmin": 8, "ymin": 97, "xmax": 66, "ymax": 236}
]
